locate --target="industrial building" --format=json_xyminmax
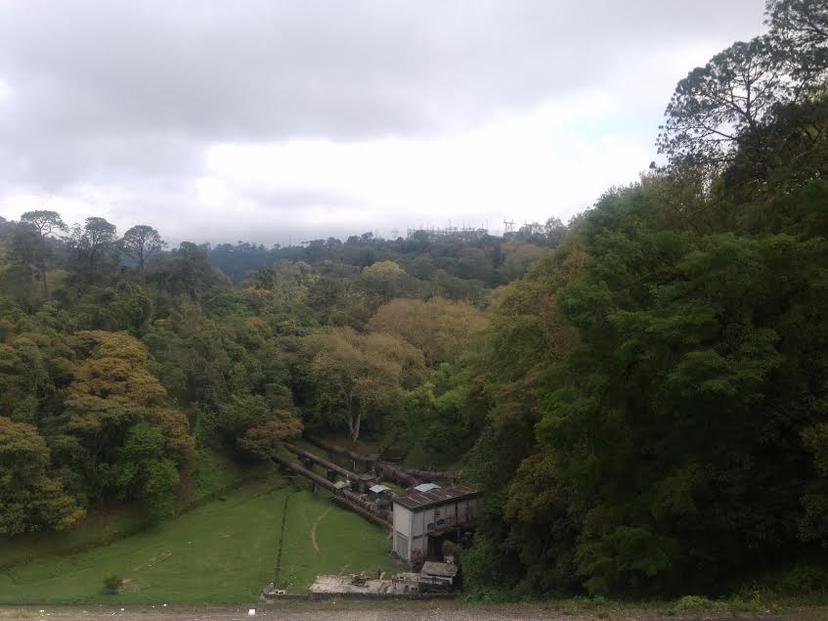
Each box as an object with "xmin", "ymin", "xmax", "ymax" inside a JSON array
[{"xmin": 392, "ymin": 484, "xmax": 482, "ymax": 563}]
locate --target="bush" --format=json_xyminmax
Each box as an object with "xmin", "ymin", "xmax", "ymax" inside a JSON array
[
  {"xmin": 673, "ymin": 595, "xmax": 726, "ymax": 617},
  {"xmin": 774, "ymin": 564, "xmax": 828, "ymax": 595},
  {"xmin": 102, "ymin": 574, "xmax": 123, "ymax": 595}
]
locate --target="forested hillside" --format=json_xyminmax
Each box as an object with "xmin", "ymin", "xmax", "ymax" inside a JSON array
[
  {"xmin": 0, "ymin": 199, "xmax": 557, "ymax": 537},
  {"xmin": 0, "ymin": 0, "xmax": 826, "ymax": 603},
  {"xmin": 463, "ymin": 0, "xmax": 828, "ymax": 598}
]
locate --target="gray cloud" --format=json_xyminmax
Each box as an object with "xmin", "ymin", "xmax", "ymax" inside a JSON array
[{"xmin": 0, "ymin": 0, "xmax": 766, "ymax": 242}]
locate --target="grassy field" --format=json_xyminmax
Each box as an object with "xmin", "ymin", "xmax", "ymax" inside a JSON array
[
  {"xmin": 0, "ymin": 479, "xmax": 397, "ymax": 604},
  {"xmin": 0, "ymin": 450, "xmax": 255, "ymax": 572}
]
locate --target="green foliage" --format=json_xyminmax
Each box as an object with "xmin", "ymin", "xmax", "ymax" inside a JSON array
[
  {"xmin": 658, "ymin": 0, "xmax": 827, "ymax": 175},
  {"xmin": 467, "ymin": 5, "xmax": 828, "ymax": 593},
  {"xmin": 215, "ymin": 393, "xmax": 302, "ymax": 459},
  {"xmin": 1, "ymin": 197, "xmax": 494, "ymax": 536},
  {"xmin": 369, "ymin": 297, "xmax": 488, "ymax": 366},
  {"xmin": 113, "ymin": 423, "xmax": 180, "ymax": 521},
  {"xmin": 1, "ymin": 5, "xmax": 826, "ymax": 605},
  {"xmin": 121, "ymin": 224, "xmax": 165, "ymax": 274},
  {"xmin": 672, "ymin": 595, "xmax": 726, "ymax": 616},
  {"xmin": 102, "ymin": 575, "xmax": 123, "ymax": 595},
  {"xmin": 0, "ymin": 417, "xmax": 84, "ymax": 536},
  {"xmin": 576, "ymin": 527, "xmax": 679, "ymax": 595},
  {"xmin": 305, "ymin": 327, "xmax": 425, "ymax": 440}
]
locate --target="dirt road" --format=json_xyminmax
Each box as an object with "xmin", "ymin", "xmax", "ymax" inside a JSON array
[{"xmin": 0, "ymin": 602, "xmax": 822, "ymax": 621}]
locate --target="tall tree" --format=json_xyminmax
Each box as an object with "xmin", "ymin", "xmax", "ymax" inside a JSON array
[
  {"xmin": 766, "ymin": 0, "xmax": 828, "ymax": 84},
  {"xmin": 121, "ymin": 225, "xmax": 166, "ymax": 275},
  {"xmin": 19, "ymin": 210, "xmax": 68, "ymax": 240},
  {"xmin": 308, "ymin": 328, "xmax": 424, "ymax": 441},
  {"xmin": 81, "ymin": 217, "xmax": 117, "ymax": 271},
  {"xmin": 657, "ymin": 37, "xmax": 784, "ymax": 171},
  {"xmin": 659, "ymin": 0, "xmax": 827, "ymax": 174},
  {"xmin": 19, "ymin": 210, "xmax": 67, "ymax": 295}
]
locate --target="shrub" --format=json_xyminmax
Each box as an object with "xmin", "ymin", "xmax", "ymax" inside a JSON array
[
  {"xmin": 673, "ymin": 595, "xmax": 726, "ymax": 617},
  {"xmin": 103, "ymin": 575, "xmax": 123, "ymax": 595}
]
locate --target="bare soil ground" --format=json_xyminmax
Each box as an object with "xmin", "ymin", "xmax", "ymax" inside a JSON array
[{"xmin": 1, "ymin": 602, "xmax": 826, "ymax": 621}]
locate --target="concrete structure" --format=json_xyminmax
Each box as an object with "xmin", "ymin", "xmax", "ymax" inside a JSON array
[
  {"xmin": 392, "ymin": 484, "xmax": 482, "ymax": 562},
  {"xmin": 419, "ymin": 561, "xmax": 458, "ymax": 591}
]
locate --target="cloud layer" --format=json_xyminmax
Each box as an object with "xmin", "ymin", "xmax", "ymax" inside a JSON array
[{"xmin": 0, "ymin": 0, "xmax": 766, "ymax": 244}]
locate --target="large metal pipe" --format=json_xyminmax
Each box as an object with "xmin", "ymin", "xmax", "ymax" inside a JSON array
[
  {"xmin": 272, "ymin": 455, "xmax": 392, "ymax": 529},
  {"xmin": 304, "ymin": 436, "xmax": 378, "ymax": 467},
  {"xmin": 284, "ymin": 442, "xmax": 358, "ymax": 480},
  {"xmin": 303, "ymin": 436, "xmax": 458, "ymax": 485},
  {"xmin": 374, "ymin": 460, "xmax": 420, "ymax": 487},
  {"xmin": 393, "ymin": 466, "xmax": 461, "ymax": 482}
]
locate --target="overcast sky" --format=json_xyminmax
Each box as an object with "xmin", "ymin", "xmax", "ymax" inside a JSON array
[{"xmin": 0, "ymin": 0, "xmax": 766, "ymax": 246}]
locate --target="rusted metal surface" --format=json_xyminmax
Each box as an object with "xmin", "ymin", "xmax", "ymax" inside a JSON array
[
  {"xmin": 287, "ymin": 443, "xmax": 367, "ymax": 479},
  {"xmin": 272, "ymin": 455, "xmax": 391, "ymax": 528},
  {"xmin": 374, "ymin": 460, "xmax": 421, "ymax": 487},
  {"xmin": 398, "ymin": 467, "xmax": 461, "ymax": 482},
  {"xmin": 393, "ymin": 484, "xmax": 480, "ymax": 511},
  {"xmin": 303, "ymin": 436, "xmax": 460, "ymax": 485}
]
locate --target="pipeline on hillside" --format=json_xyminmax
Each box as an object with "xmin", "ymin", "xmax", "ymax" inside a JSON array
[
  {"xmin": 283, "ymin": 442, "xmax": 367, "ymax": 482},
  {"xmin": 303, "ymin": 435, "xmax": 459, "ymax": 486},
  {"xmin": 373, "ymin": 460, "xmax": 420, "ymax": 487},
  {"xmin": 394, "ymin": 466, "xmax": 461, "ymax": 482},
  {"xmin": 272, "ymin": 454, "xmax": 392, "ymax": 529},
  {"xmin": 303, "ymin": 435, "xmax": 378, "ymax": 472}
]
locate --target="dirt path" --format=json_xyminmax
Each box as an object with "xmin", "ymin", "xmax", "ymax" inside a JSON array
[{"xmin": 311, "ymin": 508, "xmax": 331, "ymax": 552}]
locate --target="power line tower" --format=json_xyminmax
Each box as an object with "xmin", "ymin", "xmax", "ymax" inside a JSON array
[{"xmin": 503, "ymin": 220, "xmax": 515, "ymax": 234}]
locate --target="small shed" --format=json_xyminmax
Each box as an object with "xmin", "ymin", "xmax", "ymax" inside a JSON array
[
  {"xmin": 369, "ymin": 484, "xmax": 393, "ymax": 509},
  {"xmin": 392, "ymin": 484, "xmax": 482, "ymax": 562}
]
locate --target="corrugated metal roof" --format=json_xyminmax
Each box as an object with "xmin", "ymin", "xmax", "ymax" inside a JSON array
[
  {"xmin": 393, "ymin": 484, "xmax": 480, "ymax": 511},
  {"xmin": 413, "ymin": 483, "xmax": 440, "ymax": 492},
  {"xmin": 369, "ymin": 484, "xmax": 390, "ymax": 494}
]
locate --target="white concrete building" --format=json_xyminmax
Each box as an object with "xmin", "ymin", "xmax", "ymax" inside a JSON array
[{"xmin": 392, "ymin": 484, "xmax": 482, "ymax": 562}]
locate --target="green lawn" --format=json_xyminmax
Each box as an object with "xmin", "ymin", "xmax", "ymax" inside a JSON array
[
  {"xmin": 0, "ymin": 449, "xmax": 255, "ymax": 572},
  {"xmin": 277, "ymin": 489, "xmax": 397, "ymax": 592},
  {"xmin": 0, "ymin": 480, "xmax": 397, "ymax": 604},
  {"xmin": 0, "ymin": 505, "xmax": 148, "ymax": 572}
]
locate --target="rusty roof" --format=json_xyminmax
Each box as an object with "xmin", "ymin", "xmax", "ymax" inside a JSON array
[{"xmin": 393, "ymin": 483, "xmax": 480, "ymax": 511}]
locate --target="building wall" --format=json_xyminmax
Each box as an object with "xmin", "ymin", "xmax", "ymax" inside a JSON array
[
  {"xmin": 393, "ymin": 504, "xmax": 412, "ymax": 537},
  {"xmin": 393, "ymin": 504, "xmax": 413, "ymax": 560},
  {"xmin": 392, "ymin": 495, "xmax": 483, "ymax": 562},
  {"xmin": 393, "ymin": 532, "xmax": 409, "ymax": 559}
]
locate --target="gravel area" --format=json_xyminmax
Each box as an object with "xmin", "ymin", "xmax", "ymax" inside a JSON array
[
  {"xmin": 1, "ymin": 603, "xmax": 824, "ymax": 621},
  {"xmin": 2, "ymin": 604, "xmax": 601, "ymax": 621}
]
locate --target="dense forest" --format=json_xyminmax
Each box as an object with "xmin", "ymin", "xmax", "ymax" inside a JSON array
[
  {"xmin": 0, "ymin": 200, "xmax": 558, "ymax": 527},
  {"xmin": 1, "ymin": 0, "xmax": 827, "ymax": 601}
]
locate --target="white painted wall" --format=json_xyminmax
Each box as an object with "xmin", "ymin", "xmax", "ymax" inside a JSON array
[
  {"xmin": 393, "ymin": 495, "xmax": 483, "ymax": 562},
  {"xmin": 393, "ymin": 504, "xmax": 412, "ymax": 537}
]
